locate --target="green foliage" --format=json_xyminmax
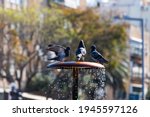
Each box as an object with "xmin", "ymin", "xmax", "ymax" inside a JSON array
[
  {"xmin": 60, "ymin": 8, "xmax": 129, "ymax": 74},
  {"xmin": 26, "ymin": 73, "xmax": 51, "ymax": 95},
  {"xmin": 40, "ymin": 7, "xmax": 66, "ymax": 43},
  {"xmin": 18, "ymin": 6, "xmax": 128, "ymax": 98},
  {"xmin": 0, "ymin": 3, "xmax": 129, "ymax": 99},
  {"xmin": 47, "ymin": 8, "xmax": 129, "ymax": 98},
  {"xmin": 0, "ymin": 5, "xmax": 46, "ymax": 89}
]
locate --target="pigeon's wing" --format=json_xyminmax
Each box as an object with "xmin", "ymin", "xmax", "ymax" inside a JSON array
[
  {"xmin": 91, "ymin": 50, "xmax": 101, "ymax": 59},
  {"xmin": 80, "ymin": 47, "xmax": 86, "ymax": 55},
  {"xmin": 48, "ymin": 44, "xmax": 65, "ymax": 48},
  {"xmin": 48, "ymin": 44, "xmax": 65, "ymax": 50},
  {"xmin": 47, "ymin": 46, "xmax": 65, "ymax": 54},
  {"xmin": 76, "ymin": 40, "xmax": 86, "ymax": 56},
  {"xmin": 76, "ymin": 47, "xmax": 86, "ymax": 56},
  {"xmin": 92, "ymin": 50, "xmax": 108, "ymax": 63},
  {"xmin": 76, "ymin": 48, "xmax": 81, "ymax": 55},
  {"xmin": 96, "ymin": 51, "xmax": 108, "ymax": 63},
  {"xmin": 54, "ymin": 45, "xmax": 66, "ymax": 49},
  {"xmin": 48, "ymin": 51, "xmax": 65, "ymax": 61}
]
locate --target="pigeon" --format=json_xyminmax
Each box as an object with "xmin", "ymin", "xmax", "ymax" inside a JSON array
[
  {"xmin": 47, "ymin": 44, "xmax": 70, "ymax": 62},
  {"xmin": 91, "ymin": 45, "xmax": 108, "ymax": 64},
  {"xmin": 76, "ymin": 40, "xmax": 86, "ymax": 61}
]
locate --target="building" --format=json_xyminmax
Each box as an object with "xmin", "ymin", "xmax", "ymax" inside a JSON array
[
  {"xmin": 94, "ymin": 0, "xmax": 150, "ymax": 99},
  {"xmin": 0, "ymin": 0, "xmax": 28, "ymax": 10},
  {"xmin": 98, "ymin": 0, "xmax": 150, "ymax": 31},
  {"xmin": 27, "ymin": 0, "xmax": 45, "ymax": 8},
  {"xmin": 53, "ymin": 0, "xmax": 101, "ymax": 9}
]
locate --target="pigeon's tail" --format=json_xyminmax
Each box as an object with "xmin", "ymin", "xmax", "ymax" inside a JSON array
[{"xmin": 99, "ymin": 58, "xmax": 108, "ymax": 64}]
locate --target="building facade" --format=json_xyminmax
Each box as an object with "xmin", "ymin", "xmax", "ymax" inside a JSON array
[
  {"xmin": 0, "ymin": 0, "xmax": 27, "ymax": 9},
  {"xmin": 53, "ymin": 0, "xmax": 101, "ymax": 9},
  {"xmin": 92, "ymin": 0, "xmax": 150, "ymax": 99}
]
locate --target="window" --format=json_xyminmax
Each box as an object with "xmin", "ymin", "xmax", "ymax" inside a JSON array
[
  {"xmin": 132, "ymin": 87, "xmax": 142, "ymax": 93},
  {"xmin": 10, "ymin": 0, "xmax": 16, "ymax": 3},
  {"xmin": 130, "ymin": 40, "xmax": 142, "ymax": 56},
  {"xmin": 10, "ymin": 0, "xmax": 22, "ymax": 5},
  {"xmin": 55, "ymin": 0, "xmax": 64, "ymax": 3}
]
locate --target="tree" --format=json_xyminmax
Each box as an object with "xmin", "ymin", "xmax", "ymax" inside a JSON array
[
  {"xmin": 0, "ymin": 4, "xmax": 65, "ymax": 92},
  {"xmin": 44, "ymin": 8, "xmax": 129, "ymax": 99},
  {"xmin": 0, "ymin": 6, "xmax": 43, "ymax": 90},
  {"xmin": 0, "ymin": 4, "xmax": 129, "ymax": 99}
]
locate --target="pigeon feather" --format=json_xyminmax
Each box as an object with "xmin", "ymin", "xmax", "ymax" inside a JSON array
[{"xmin": 91, "ymin": 45, "xmax": 108, "ymax": 64}]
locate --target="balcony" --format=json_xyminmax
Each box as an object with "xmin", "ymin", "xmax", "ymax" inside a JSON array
[
  {"xmin": 130, "ymin": 53, "xmax": 142, "ymax": 65},
  {"xmin": 130, "ymin": 39, "xmax": 142, "ymax": 65},
  {"xmin": 131, "ymin": 64, "xmax": 142, "ymax": 84},
  {"xmin": 54, "ymin": 0, "xmax": 65, "ymax": 4}
]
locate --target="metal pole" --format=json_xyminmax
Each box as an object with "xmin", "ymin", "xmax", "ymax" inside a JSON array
[
  {"xmin": 121, "ymin": 16, "xmax": 144, "ymax": 99},
  {"xmin": 141, "ymin": 19, "xmax": 144, "ymax": 100},
  {"xmin": 72, "ymin": 68, "xmax": 78, "ymax": 100}
]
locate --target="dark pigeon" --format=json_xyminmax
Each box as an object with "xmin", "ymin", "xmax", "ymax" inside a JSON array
[
  {"xmin": 91, "ymin": 45, "xmax": 108, "ymax": 64},
  {"xmin": 76, "ymin": 40, "xmax": 86, "ymax": 61},
  {"xmin": 47, "ymin": 44, "xmax": 70, "ymax": 62}
]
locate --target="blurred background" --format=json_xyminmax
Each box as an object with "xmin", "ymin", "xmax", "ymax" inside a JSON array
[{"xmin": 0, "ymin": 0, "xmax": 150, "ymax": 100}]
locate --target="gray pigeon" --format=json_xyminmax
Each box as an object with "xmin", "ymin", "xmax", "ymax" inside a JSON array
[
  {"xmin": 91, "ymin": 45, "xmax": 108, "ymax": 64},
  {"xmin": 47, "ymin": 44, "xmax": 70, "ymax": 62},
  {"xmin": 76, "ymin": 40, "xmax": 86, "ymax": 61}
]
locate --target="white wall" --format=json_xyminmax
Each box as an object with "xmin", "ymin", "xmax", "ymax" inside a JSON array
[
  {"xmin": 86, "ymin": 0, "xmax": 97, "ymax": 7},
  {"xmin": 65, "ymin": 0, "xmax": 80, "ymax": 9},
  {"xmin": 64, "ymin": 0, "xmax": 98, "ymax": 9}
]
